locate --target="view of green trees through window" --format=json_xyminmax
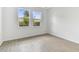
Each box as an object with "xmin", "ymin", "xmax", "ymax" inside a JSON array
[
  {"xmin": 18, "ymin": 8, "xmax": 41, "ymax": 27},
  {"xmin": 32, "ymin": 11, "xmax": 41, "ymax": 26},
  {"xmin": 18, "ymin": 8, "xmax": 29, "ymax": 26}
]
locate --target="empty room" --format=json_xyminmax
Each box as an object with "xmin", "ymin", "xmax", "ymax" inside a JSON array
[{"xmin": 0, "ymin": 7, "xmax": 79, "ymax": 52}]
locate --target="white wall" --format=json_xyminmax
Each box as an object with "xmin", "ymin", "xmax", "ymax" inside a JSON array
[
  {"xmin": 0, "ymin": 8, "xmax": 3, "ymax": 45},
  {"xmin": 3, "ymin": 7, "xmax": 79, "ymax": 44},
  {"xmin": 2, "ymin": 7, "xmax": 48, "ymax": 41},
  {"xmin": 48, "ymin": 7, "xmax": 79, "ymax": 44},
  {"xmin": 0, "ymin": 8, "xmax": 2, "ymax": 41}
]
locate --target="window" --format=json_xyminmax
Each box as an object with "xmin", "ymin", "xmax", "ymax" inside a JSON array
[
  {"xmin": 32, "ymin": 11, "xmax": 41, "ymax": 26},
  {"xmin": 18, "ymin": 8, "xmax": 29, "ymax": 26}
]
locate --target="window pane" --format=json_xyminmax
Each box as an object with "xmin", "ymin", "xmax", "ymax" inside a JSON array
[
  {"xmin": 18, "ymin": 8, "xmax": 29, "ymax": 26},
  {"xmin": 32, "ymin": 11, "xmax": 41, "ymax": 26}
]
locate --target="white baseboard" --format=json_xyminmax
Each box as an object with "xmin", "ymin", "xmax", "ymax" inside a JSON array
[
  {"xmin": 0, "ymin": 41, "xmax": 3, "ymax": 46},
  {"xmin": 49, "ymin": 33, "xmax": 79, "ymax": 44},
  {"xmin": 3, "ymin": 33, "xmax": 48, "ymax": 42}
]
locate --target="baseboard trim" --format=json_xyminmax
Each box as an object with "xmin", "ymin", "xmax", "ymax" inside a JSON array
[
  {"xmin": 0, "ymin": 41, "xmax": 3, "ymax": 46},
  {"xmin": 3, "ymin": 32, "xmax": 79, "ymax": 44},
  {"xmin": 49, "ymin": 33, "xmax": 79, "ymax": 44},
  {"xmin": 3, "ymin": 33, "xmax": 48, "ymax": 42}
]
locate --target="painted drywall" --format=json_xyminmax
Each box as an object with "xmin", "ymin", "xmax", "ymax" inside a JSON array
[
  {"xmin": 48, "ymin": 7, "xmax": 79, "ymax": 44},
  {"xmin": 2, "ymin": 7, "xmax": 48, "ymax": 41},
  {"xmin": 0, "ymin": 8, "xmax": 2, "ymax": 40},
  {"xmin": 0, "ymin": 8, "xmax": 3, "ymax": 45}
]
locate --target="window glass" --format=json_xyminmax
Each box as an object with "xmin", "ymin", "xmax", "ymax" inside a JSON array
[
  {"xmin": 32, "ymin": 11, "xmax": 41, "ymax": 26},
  {"xmin": 18, "ymin": 8, "xmax": 29, "ymax": 26}
]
